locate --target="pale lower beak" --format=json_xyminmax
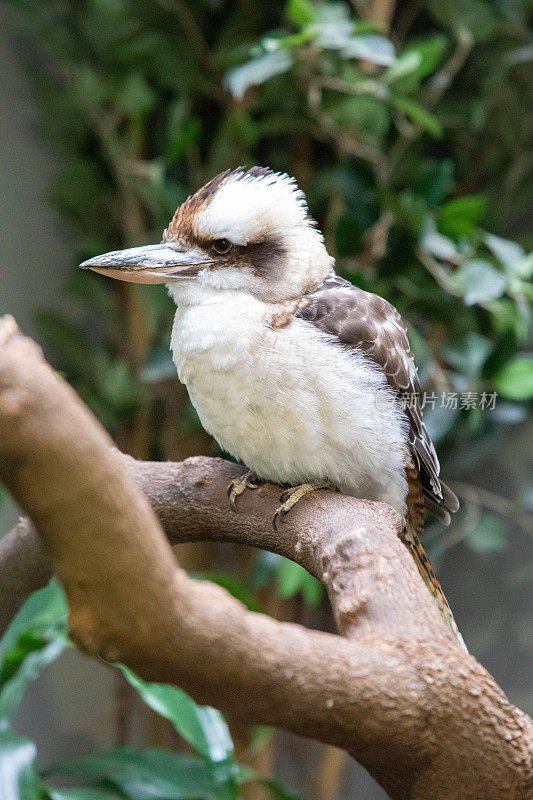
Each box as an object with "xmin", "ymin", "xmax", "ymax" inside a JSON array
[{"xmin": 79, "ymin": 244, "xmax": 212, "ymax": 284}]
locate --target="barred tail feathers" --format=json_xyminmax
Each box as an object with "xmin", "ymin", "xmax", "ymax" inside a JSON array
[{"xmin": 404, "ymin": 461, "xmax": 467, "ymax": 652}]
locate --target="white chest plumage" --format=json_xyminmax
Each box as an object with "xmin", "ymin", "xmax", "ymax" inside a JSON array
[{"xmin": 170, "ymin": 287, "xmax": 409, "ymax": 515}]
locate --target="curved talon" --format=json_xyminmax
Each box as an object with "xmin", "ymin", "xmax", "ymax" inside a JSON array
[
  {"xmin": 273, "ymin": 506, "xmax": 285, "ymax": 531},
  {"xmin": 227, "ymin": 470, "xmax": 263, "ymax": 511},
  {"xmin": 227, "ymin": 482, "xmax": 239, "ymax": 512},
  {"xmin": 273, "ymin": 482, "xmax": 337, "ymax": 529}
]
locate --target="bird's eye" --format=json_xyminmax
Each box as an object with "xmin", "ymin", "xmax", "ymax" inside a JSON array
[{"xmin": 212, "ymin": 238, "xmax": 233, "ymax": 255}]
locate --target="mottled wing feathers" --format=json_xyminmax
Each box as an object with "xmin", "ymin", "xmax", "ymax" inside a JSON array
[{"xmin": 293, "ymin": 272, "xmax": 458, "ymax": 521}]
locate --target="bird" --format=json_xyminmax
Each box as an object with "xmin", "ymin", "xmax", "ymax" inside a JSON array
[{"xmin": 80, "ymin": 165, "xmax": 463, "ymax": 648}]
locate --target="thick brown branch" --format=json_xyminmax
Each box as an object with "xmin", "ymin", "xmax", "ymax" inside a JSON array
[
  {"xmin": 0, "ymin": 516, "xmax": 50, "ymax": 633},
  {"xmin": 0, "ymin": 316, "xmax": 532, "ymax": 800},
  {"xmin": 0, "ymin": 457, "xmax": 453, "ymax": 645}
]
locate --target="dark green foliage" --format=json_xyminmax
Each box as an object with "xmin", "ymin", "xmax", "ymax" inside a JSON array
[
  {"xmin": 116, "ymin": 666, "xmax": 238, "ymax": 776},
  {"xmin": 7, "ymin": 0, "xmax": 531, "ymax": 464},
  {"xmin": 0, "ymin": 584, "xmax": 294, "ymax": 800},
  {"xmin": 277, "ymin": 559, "xmax": 324, "ymax": 606},
  {"xmin": 46, "ymin": 749, "xmax": 242, "ymax": 800},
  {"xmin": 0, "ymin": 731, "xmax": 41, "ymax": 800},
  {"xmin": 0, "ymin": 582, "xmax": 69, "ymax": 725}
]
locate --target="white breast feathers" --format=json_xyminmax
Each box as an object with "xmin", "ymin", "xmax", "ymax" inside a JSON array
[{"xmin": 170, "ymin": 287, "xmax": 409, "ymax": 515}]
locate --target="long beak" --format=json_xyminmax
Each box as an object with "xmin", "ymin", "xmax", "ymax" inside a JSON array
[{"xmin": 79, "ymin": 243, "xmax": 212, "ymax": 284}]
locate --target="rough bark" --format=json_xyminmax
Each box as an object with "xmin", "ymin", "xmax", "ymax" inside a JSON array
[{"xmin": 0, "ymin": 315, "xmax": 532, "ymax": 800}]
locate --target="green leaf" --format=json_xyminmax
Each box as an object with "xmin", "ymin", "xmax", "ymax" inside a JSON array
[
  {"xmin": 259, "ymin": 778, "xmax": 305, "ymax": 800},
  {"xmin": 0, "ymin": 730, "xmax": 41, "ymax": 800},
  {"xmin": 401, "ymin": 36, "xmax": 448, "ymax": 80},
  {"xmin": 494, "ymin": 358, "xmax": 533, "ymax": 400},
  {"xmin": 351, "ymin": 20, "xmax": 383, "ymax": 36},
  {"xmin": 69, "ymin": 64, "xmax": 108, "ymax": 113},
  {"xmin": 0, "ymin": 581, "xmax": 68, "ymax": 725},
  {"xmin": 454, "ymin": 260, "xmax": 507, "ymax": 306},
  {"xmin": 308, "ymin": 4, "xmax": 352, "ymax": 49},
  {"xmin": 225, "ymin": 52, "xmax": 292, "ymax": 99},
  {"xmin": 428, "ymin": 0, "xmax": 501, "ymax": 41},
  {"xmin": 0, "ymin": 581, "xmax": 67, "ymax": 663},
  {"xmin": 465, "ymin": 515, "xmax": 508, "ymax": 553},
  {"xmin": 0, "ymin": 638, "xmax": 66, "ymax": 725},
  {"xmin": 286, "ymin": 0, "xmax": 315, "ymax": 26},
  {"xmin": 260, "ymin": 31, "xmax": 315, "ymax": 53},
  {"xmin": 514, "ymin": 252, "xmax": 533, "ymax": 280},
  {"xmin": 389, "ymin": 190, "xmax": 428, "ymax": 236},
  {"xmin": 278, "ymin": 559, "xmax": 305, "ymax": 598},
  {"xmin": 392, "ymin": 96, "xmax": 443, "ymax": 138},
  {"xmin": 301, "ymin": 574, "xmax": 323, "ymax": 606},
  {"xmin": 384, "ymin": 51, "xmax": 422, "ymax": 83},
  {"xmin": 277, "ymin": 560, "xmax": 323, "ymax": 606},
  {"xmin": 46, "ymin": 789, "xmax": 123, "ymax": 800},
  {"xmin": 484, "ymin": 233, "xmax": 525, "ymax": 271},
  {"xmin": 115, "ymin": 73, "xmax": 156, "ymax": 119},
  {"xmin": 437, "ymin": 195, "xmax": 486, "ymax": 240},
  {"xmin": 490, "ymin": 298, "xmax": 529, "ymax": 339},
  {"xmin": 330, "ymin": 95, "xmax": 389, "ymax": 145},
  {"xmin": 93, "ymin": 356, "xmax": 143, "ymax": 411},
  {"xmin": 48, "ymin": 749, "xmax": 234, "ymax": 800},
  {"xmin": 341, "ymin": 35, "xmax": 395, "ymax": 66},
  {"xmin": 412, "ymin": 159, "xmax": 454, "ymax": 207},
  {"xmin": 165, "ymin": 118, "xmax": 201, "ymax": 164},
  {"xmin": 117, "ymin": 667, "xmax": 236, "ymax": 772},
  {"xmin": 387, "ymin": 35, "xmax": 449, "ymax": 93},
  {"xmin": 443, "ymin": 332, "xmax": 493, "ymax": 378},
  {"xmin": 248, "ymin": 725, "xmax": 274, "ymax": 754},
  {"xmin": 421, "ymin": 220, "xmax": 460, "ymax": 261}
]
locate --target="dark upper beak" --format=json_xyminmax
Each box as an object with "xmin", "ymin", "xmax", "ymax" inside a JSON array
[{"xmin": 79, "ymin": 243, "xmax": 212, "ymax": 284}]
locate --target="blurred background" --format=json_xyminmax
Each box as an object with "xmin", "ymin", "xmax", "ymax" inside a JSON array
[{"xmin": 1, "ymin": 1, "xmax": 532, "ymax": 798}]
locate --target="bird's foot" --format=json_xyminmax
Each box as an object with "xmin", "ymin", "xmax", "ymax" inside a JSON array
[
  {"xmin": 273, "ymin": 482, "xmax": 337, "ymax": 530},
  {"xmin": 227, "ymin": 470, "xmax": 264, "ymax": 511}
]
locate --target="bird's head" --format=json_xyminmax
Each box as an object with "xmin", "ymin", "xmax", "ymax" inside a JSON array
[{"xmin": 80, "ymin": 167, "xmax": 333, "ymax": 303}]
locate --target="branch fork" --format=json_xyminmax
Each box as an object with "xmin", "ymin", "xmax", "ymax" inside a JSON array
[{"xmin": 0, "ymin": 316, "xmax": 531, "ymax": 800}]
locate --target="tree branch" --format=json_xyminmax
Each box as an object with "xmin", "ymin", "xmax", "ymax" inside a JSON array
[
  {"xmin": 0, "ymin": 453, "xmax": 447, "ymax": 643},
  {"xmin": 0, "ymin": 316, "xmax": 532, "ymax": 800}
]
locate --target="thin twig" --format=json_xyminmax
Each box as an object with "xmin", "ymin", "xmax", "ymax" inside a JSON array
[
  {"xmin": 416, "ymin": 247, "xmax": 461, "ymax": 295},
  {"xmin": 450, "ymin": 480, "xmax": 533, "ymax": 538}
]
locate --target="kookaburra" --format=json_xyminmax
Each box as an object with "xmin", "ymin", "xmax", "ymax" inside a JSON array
[{"xmin": 81, "ymin": 166, "xmax": 463, "ymax": 647}]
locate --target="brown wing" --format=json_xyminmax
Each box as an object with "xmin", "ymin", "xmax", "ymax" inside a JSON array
[{"xmin": 293, "ymin": 272, "xmax": 459, "ymax": 522}]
